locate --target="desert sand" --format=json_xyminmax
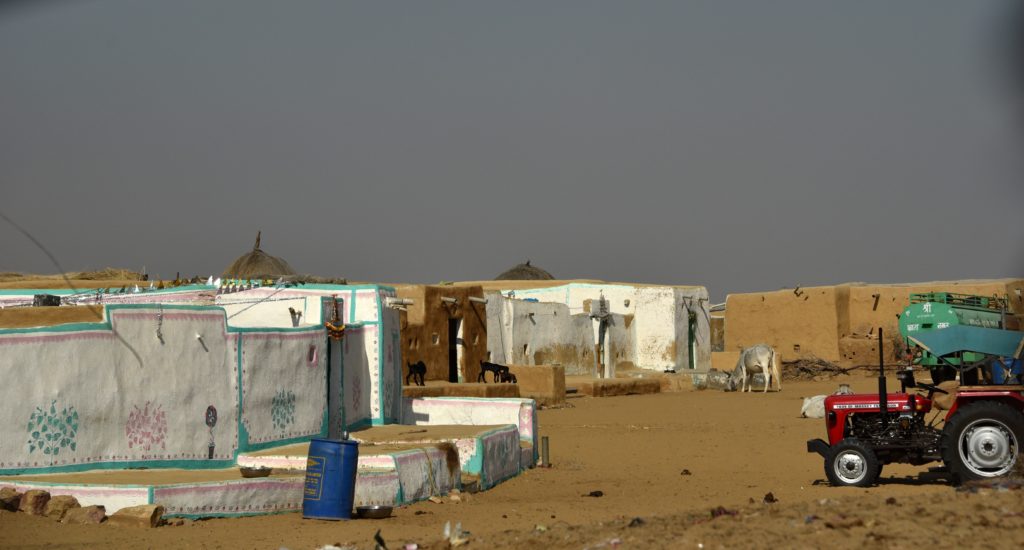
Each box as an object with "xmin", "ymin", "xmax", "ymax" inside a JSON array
[{"xmin": 2, "ymin": 376, "xmax": 1021, "ymax": 549}]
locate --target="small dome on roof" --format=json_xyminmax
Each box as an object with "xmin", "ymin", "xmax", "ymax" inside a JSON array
[
  {"xmin": 222, "ymin": 232, "xmax": 297, "ymax": 279},
  {"xmin": 495, "ymin": 260, "xmax": 554, "ymax": 281}
]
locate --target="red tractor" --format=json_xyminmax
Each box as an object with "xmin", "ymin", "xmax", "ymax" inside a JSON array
[{"xmin": 807, "ymin": 328, "xmax": 1024, "ymax": 486}]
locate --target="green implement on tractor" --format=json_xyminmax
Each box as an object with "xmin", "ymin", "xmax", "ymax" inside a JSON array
[{"xmin": 899, "ymin": 292, "xmax": 1023, "ymax": 384}]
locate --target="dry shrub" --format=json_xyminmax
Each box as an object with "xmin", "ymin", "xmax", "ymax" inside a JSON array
[{"xmin": 783, "ymin": 356, "xmax": 849, "ymax": 380}]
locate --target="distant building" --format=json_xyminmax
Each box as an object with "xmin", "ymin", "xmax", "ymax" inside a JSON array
[
  {"xmin": 395, "ymin": 285, "xmax": 489, "ymax": 383},
  {"xmin": 723, "ymin": 278, "xmax": 1024, "ymax": 367},
  {"xmin": 476, "ymin": 280, "xmax": 711, "ymax": 376}
]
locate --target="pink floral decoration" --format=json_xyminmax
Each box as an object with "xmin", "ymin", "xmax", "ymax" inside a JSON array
[{"xmin": 125, "ymin": 402, "xmax": 168, "ymax": 451}]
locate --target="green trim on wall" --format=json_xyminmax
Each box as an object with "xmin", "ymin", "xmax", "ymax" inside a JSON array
[
  {"xmin": 349, "ymin": 290, "xmax": 356, "ymax": 322},
  {"xmin": 241, "ymin": 434, "xmax": 320, "ymax": 454},
  {"xmin": 165, "ymin": 509, "xmax": 299, "ymax": 520},
  {"xmin": 0, "ymin": 458, "xmax": 238, "ymax": 476},
  {"xmin": 346, "ymin": 418, "xmax": 372, "ymax": 432},
  {"xmin": 377, "ymin": 290, "xmax": 385, "ymax": 423},
  {"xmin": 236, "ymin": 333, "xmax": 247, "ymax": 452}
]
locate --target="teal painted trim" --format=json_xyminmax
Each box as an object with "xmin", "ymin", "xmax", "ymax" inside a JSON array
[
  {"xmin": 464, "ymin": 436, "xmax": 485, "ymax": 479},
  {"xmin": 229, "ymin": 325, "xmax": 324, "ymax": 334},
  {"xmin": 338, "ymin": 337, "xmax": 346, "ymax": 433},
  {"xmin": 236, "ymin": 332, "xmax": 248, "ymax": 453},
  {"xmin": 148, "ymin": 486, "xmax": 155, "ymax": 505},
  {"xmin": 376, "ymin": 290, "xmax": 385, "ymax": 424},
  {"xmin": 0, "ymin": 458, "xmax": 237, "ymax": 476},
  {"xmin": 319, "ymin": 332, "xmax": 330, "ymax": 439},
  {"xmin": 349, "ymin": 290, "xmax": 356, "ymax": 322},
  {"xmin": 164, "ymin": 509, "xmax": 299, "ymax": 520},
  {"xmin": 346, "ymin": 418, "xmax": 372, "ymax": 432},
  {"xmin": 241, "ymin": 434, "xmax": 318, "ymax": 454}
]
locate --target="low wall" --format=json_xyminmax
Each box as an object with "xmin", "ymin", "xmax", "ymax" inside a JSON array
[
  {"xmin": 401, "ymin": 397, "xmax": 537, "ymax": 467},
  {"xmin": 508, "ymin": 365, "xmax": 565, "ymax": 406},
  {"xmin": 0, "ymin": 304, "xmax": 328, "ymax": 475}
]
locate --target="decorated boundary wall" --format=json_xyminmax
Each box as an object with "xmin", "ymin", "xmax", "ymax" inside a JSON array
[
  {"xmin": 0, "ymin": 304, "xmax": 328, "ymax": 475},
  {"xmin": 216, "ymin": 284, "xmax": 401, "ymax": 430}
]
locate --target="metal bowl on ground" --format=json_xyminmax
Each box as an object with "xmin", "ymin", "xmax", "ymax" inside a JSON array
[
  {"xmin": 355, "ymin": 505, "xmax": 393, "ymax": 519},
  {"xmin": 239, "ymin": 466, "xmax": 272, "ymax": 478}
]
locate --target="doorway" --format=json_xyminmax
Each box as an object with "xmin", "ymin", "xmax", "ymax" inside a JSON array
[
  {"xmin": 687, "ymin": 311, "xmax": 697, "ymax": 370},
  {"xmin": 448, "ymin": 318, "xmax": 462, "ymax": 382}
]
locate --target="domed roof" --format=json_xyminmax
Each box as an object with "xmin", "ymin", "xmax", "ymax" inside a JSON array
[
  {"xmin": 222, "ymin": 232, "xmax": 297, "ymax": 279},
  {"xmin": 495, "ymin": 260, "xmax": 554, "ymax": 281}
]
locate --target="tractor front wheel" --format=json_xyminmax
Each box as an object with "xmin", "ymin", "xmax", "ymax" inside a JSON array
[
  {"xmin": 825, "ymin": 439, "xmax": 880, "ymax": 487},
  {"xmin": 941, "ymin": 401, "xmax": 1024, "ymax": 484}
]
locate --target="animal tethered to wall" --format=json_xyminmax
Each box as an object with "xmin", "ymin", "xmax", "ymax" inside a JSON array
[{"xmin": 729, "ymin": 344, "xmax": 782, "ymax": 393}]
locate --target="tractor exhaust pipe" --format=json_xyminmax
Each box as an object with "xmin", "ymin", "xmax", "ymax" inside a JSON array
[{"xmin": 878, "ymin": 327, "xmax": 888, "ymax": 422}]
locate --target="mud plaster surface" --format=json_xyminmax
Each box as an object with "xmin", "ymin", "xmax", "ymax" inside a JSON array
[
  {"xmin": 1, "ymin": 378, "xmax": 1018, "ymax": 549},
  {"xmin": 0, "ymin": 306, "xmax": 104, "ymax": 328}
]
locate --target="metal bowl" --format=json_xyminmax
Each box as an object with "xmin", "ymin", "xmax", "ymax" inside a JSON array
[
  {"xmin": 355, "ymin": 505, "xmax": 393, "ymax": 519},
  {"xmin": 239, "ymin": 466, "xmax": 273, "ymax": 478}
]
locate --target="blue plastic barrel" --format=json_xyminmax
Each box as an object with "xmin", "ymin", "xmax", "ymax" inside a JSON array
[{"xmin": 303, "ymin": 438, "xmax": 359, "ymax": 520}]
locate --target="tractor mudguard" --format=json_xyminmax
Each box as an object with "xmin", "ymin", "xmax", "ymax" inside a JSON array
[{"xmin": 807, "ymin": 438, "xmax": 830, "ymax": 458}]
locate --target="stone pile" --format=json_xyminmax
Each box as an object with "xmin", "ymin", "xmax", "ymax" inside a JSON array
[{"xmin": 0, "ymin": 486, "xmax": 167, "ymax": 527}]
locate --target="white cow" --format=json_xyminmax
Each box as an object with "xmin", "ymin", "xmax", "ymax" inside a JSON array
[{"xmin": 728, "ymin": 344, "xmax": 782, "ymax": 393}]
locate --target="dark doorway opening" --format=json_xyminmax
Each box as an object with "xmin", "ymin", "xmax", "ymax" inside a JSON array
[{"xmin": 448, "ymin": 318, "xmax": 460, "ymax": 382}]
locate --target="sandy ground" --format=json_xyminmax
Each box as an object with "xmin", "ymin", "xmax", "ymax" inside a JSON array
[{"xmin": 2, "ymin": 376, "xmax": 1022, "ymax": 549}]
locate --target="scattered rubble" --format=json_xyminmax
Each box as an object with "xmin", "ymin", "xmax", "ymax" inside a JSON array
[
  {"xmin": 107, "ymin": 504, "xmax": 165, "ymax": 528},
  {"xmin": 18, "ymin": 489, "xmax": 50, "ymax": 516},
  {"xmin": 61, "ymin": 505, "xmax": 107, "ymax": 525},
  {"xmin": 0, "ymin": 487, "xmax": 22, "ymax": 511},
  {"xmin": 44, "ymin": 495, "xmax": 80, "ymax": 520}
]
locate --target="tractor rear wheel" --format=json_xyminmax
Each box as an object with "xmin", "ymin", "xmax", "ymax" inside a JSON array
[
  {"xmin": 941, "ymin": 401, "xmax": 1024, "ymax": 484},
  {"xmin": 825, "ymin": 439, "xmax": 880, "ymax": 487}
]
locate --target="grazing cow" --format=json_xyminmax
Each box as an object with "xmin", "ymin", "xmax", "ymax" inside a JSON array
[{"xmin": 727, "ymin": 344, "xmax": 782, "ymax": 393}]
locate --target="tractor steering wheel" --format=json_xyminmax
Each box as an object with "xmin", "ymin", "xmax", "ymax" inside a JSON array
[{"xmin": 915, "ymin": 381, "xmax": 948, "ymax": 395}]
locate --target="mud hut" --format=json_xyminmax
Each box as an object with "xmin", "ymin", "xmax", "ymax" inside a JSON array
[
  {"xmin": 495, "ymin": 260, "xmax": 554, "ymax": 281},
  {"xmin": 222, "ymin": 232, "xmax": 297, "ymax": 280}
]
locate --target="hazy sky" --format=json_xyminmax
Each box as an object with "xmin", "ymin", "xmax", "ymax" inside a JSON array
[{"xmin": 2, "ymin": 1, "xmax": 1022, "ymax": 300}]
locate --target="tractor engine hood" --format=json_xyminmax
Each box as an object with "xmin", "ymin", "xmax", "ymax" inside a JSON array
[{"xmin": 825, "ymin": 393, "xmax": 932, "ymax": 413}]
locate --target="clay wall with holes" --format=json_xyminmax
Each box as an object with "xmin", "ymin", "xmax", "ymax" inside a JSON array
[
  {"xmin": 725, "ymin": 279, "xmax": 1024, "ymax": 368},
  {"xmin": 397, "ymin": 285, "xmax": 488, "ymax": 383}
]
